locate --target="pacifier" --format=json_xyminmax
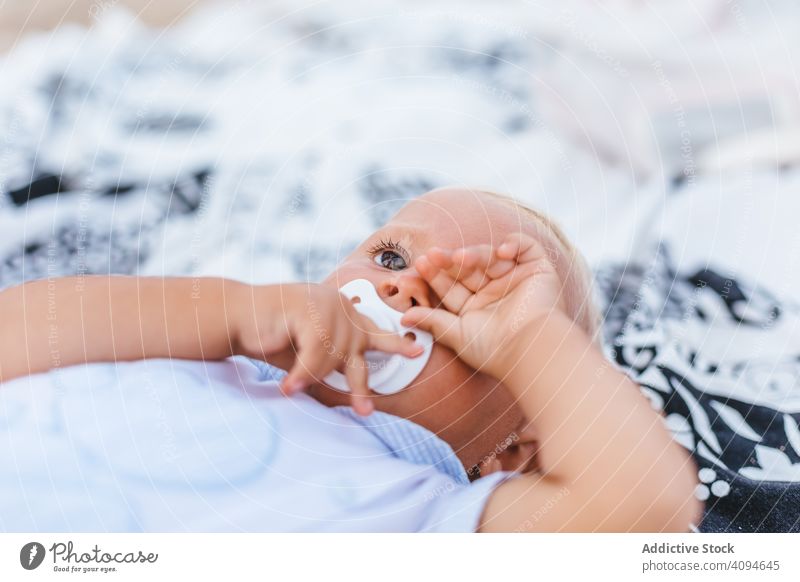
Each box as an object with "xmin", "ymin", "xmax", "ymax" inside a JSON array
[{"xmin": 324, "ymin": 278, "xmax": 433, "ymax": 395}]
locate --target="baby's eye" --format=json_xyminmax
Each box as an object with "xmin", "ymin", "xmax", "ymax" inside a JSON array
[
  {"xmin": 367, "ymin": 236, "xmax": 411, "ymax": 271},
  {"xmin": 373, "ymin": 250, "xmax": 408, "ymax": 271}
]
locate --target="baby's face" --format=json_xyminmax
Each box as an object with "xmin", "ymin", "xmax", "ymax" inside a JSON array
[{"xmin": 309, "ymin": 187, "xmax": 535, "ymax": 471}]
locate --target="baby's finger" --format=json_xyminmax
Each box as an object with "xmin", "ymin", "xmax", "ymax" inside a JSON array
[
  {"xmin": 473, "ymin": 260, "xmax": 541, "ymax": 305},
  {"xmin": 498, "ymin": 232, "xmax": 553, "ymax": 265},
  {"xmin": 451, "ymin": 245, "xmax": 516, "ymax": 288},
  {"xmin": 368, "ymin": 328, "xmax": 424, "ymax": 358},
  {"xmin": 400, "ymin": 306, "xmax": 461, "ymax": 353},
  {"xmin": 425, "ymin": 246, "xmax": 455, "ymax": 269},
  {"xmin": 355, "ymin": 313, "xmax": 424, "ymax": 357},
  {"xmin": 415, "ymin": 254, "xmax": 472, "ymax": 313},
  {"xmin": 281, "ymin": 333, "xmax": 332, "ymax": 395},
  {"xmin": 345, "ymin": 353, "xmax": 373, "ymax": 416}
]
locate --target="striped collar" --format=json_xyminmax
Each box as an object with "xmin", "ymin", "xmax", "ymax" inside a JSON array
[{"xmin": 333, "ymin": 407, "xmax": 470, "ymax": 485}]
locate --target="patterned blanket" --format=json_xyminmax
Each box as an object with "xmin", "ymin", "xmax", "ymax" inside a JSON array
[{"xmin": 596, "ymin": 246, "xmax": 800, "ymax": 532}]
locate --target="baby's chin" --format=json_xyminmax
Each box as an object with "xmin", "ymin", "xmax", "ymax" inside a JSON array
[
  {"xmin": 309, "ymin": 342, "xmax": 520, "ymax": 469},
  {"xmin": 399, "ymin": 342, "xmax": 476, "ymax": 399}
]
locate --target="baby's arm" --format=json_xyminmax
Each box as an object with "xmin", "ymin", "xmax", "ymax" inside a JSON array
[
  {"xmin": 402, "ymin": 234, "xmax": 701, "ymax": 532},
  {"xmin": 480, "ymin": 314, "xmax": 701, "ymax": 532},
  {"xmin": 0, "ymin": 275, "xmax": 420, "ymax": 414},
  {"xmin": 0, "ymin": 276, "xmax": 240, "ymax": 382}
]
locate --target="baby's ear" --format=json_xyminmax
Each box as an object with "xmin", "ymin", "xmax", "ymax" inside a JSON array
[
  {"xmin": 498, "ymin": 440, "xmax": 539, "ymax": 474},
  {"xmin": 482, "ymin": 422, "xmax": 540, "ymax": 475}
]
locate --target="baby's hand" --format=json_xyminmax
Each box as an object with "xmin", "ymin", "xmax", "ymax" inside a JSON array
[
  {"xmin": 400, "ymin": 233, "xmax": 566, "ymax": 379},
  {"xmin": 232, "ymin": 283, "xmax": 423, "ymax": 414}
]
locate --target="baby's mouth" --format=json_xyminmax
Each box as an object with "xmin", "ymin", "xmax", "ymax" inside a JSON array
[{"xmin": 323, "ymin": 278, "xmax": 433, "ymax": 395}]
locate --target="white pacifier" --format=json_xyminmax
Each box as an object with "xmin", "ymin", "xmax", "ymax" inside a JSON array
[{"xmin": 324, "ymin": 278, "xmax": 433, "ymax": 395}]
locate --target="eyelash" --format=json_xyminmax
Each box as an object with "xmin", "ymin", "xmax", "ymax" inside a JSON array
[{"xmin": 366, "ymin": 237, "xmax": 411, "ymax": 266}]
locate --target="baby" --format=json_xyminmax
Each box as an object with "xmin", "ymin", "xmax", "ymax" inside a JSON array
[{"xmin": 0, "ymin": 187, "xmax": 700, "ymax": 532}]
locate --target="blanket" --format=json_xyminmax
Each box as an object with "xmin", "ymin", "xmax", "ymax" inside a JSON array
[{"xmin": 596, "ymin": 245, "xmax": 800, "ymax": 532}]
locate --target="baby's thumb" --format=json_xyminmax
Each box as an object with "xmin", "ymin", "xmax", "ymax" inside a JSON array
[{"xmin": 401, "ymin": 307, "xmax": 461, "ymax": 352}]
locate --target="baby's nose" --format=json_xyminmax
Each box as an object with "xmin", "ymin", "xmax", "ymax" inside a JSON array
[{"xmin": 377, "ymin": 272, "xmax": 433, "ymax": 312}]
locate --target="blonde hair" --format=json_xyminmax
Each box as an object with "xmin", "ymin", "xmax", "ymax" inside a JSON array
[{"xmin": 479, "ymin": 190, "xmax": 603, "ymax": 343}]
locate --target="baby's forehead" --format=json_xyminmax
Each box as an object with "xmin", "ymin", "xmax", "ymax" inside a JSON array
[{"xmin": 387, "ymin": 189, "xmax": 533, "ymax": 246}]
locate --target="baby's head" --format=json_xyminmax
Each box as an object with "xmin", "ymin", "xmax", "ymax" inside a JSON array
[{"xmin": 308, "ymin": 187, "xmax": 601, "ymax": 474}]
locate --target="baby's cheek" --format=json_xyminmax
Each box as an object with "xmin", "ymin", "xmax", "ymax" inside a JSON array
[
  {"xmin": 411, "ymin": 343, "xmax": 462, "ymax": 386},
  {"xmin": 401, "ymin": 343, "xmax": 471, "ymax": 401},
  {"xmin": 379, "ymin": 344, "xmax": 490, "ymax": 429}
]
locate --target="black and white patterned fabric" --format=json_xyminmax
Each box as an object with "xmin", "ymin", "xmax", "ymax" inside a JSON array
[
  {"xmin": 596, "ymin": 246, "xmax": 800, "ymax": 532},
  {"xmin": 0, "ymin": 3, "xmax": 550, "ymax": 287}
]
